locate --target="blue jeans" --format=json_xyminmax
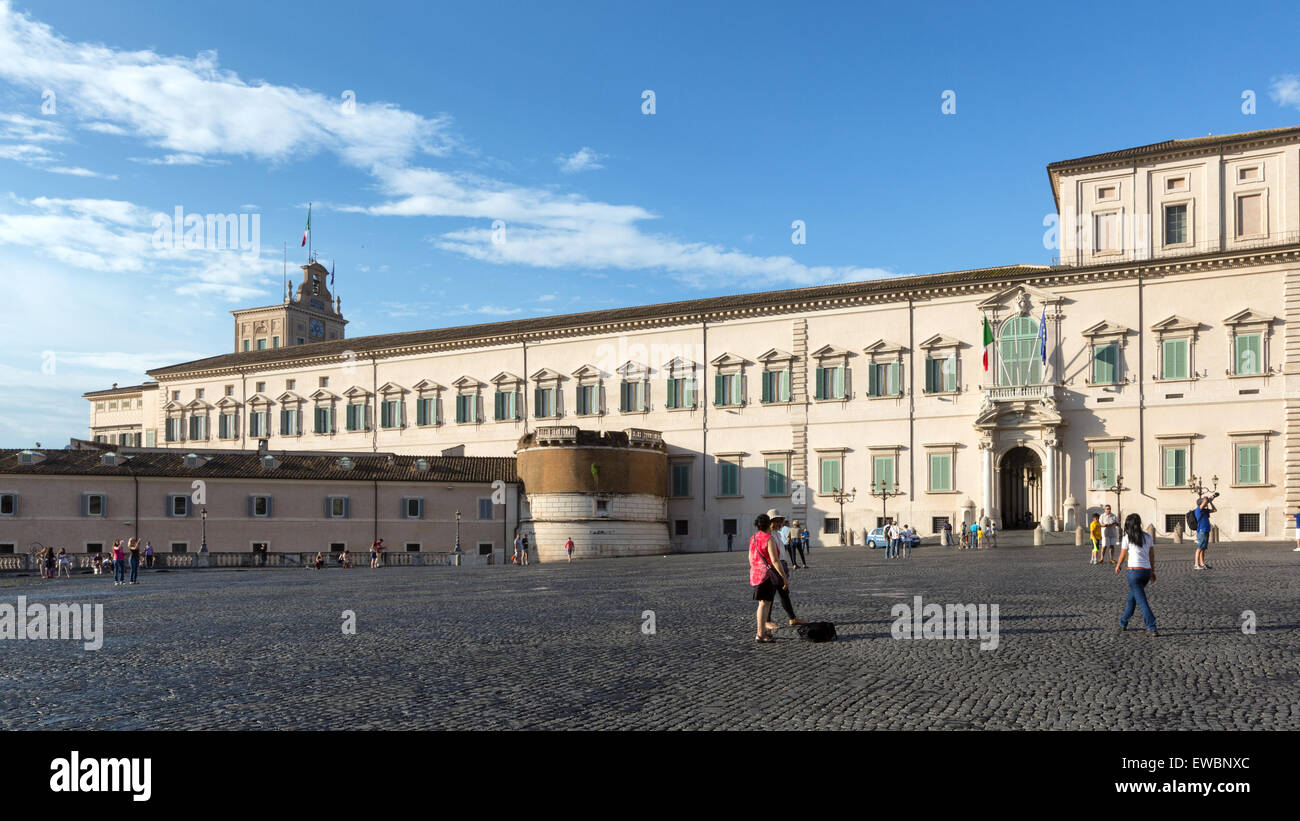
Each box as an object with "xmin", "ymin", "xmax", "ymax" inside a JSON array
[
  {"xmin": 1121, "ymin": 568, "xmax": 1157, "ymax": 631},
  {"xmin": 113, "ymin": 559, "xmax": 125, "ymax": 583},
  {"xmin": 129, "ymin": 556, "xmax": 139, "ymax": 583},
  {"xmin": 1195, "ymin": 530, "xmax": 1209, "ymax": 550},
  {"xmin": 887, "ymin": 538, "xmax": 898, "ymax": 558},
  {"xmin": 903, "ymin": 540, "xmax": 912, "ymax": 558}
]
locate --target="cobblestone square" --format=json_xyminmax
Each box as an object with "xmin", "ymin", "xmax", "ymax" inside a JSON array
[{"xmin": 2, "ymin": 542, "xmax": 1297, "ymax": 730}]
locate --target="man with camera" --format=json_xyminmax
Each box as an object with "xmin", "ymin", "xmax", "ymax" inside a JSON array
[{"xmin": 1193, "ymin": 494, "xmax": 1217, "ymax": 571}]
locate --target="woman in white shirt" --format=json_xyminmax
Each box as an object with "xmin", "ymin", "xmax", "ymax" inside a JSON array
[{"xmin": 1114, "ymin": 513, "xmax": 1157, "ymax": 636}]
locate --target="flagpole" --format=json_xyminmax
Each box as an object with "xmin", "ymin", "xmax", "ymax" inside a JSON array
[
  {"xmin": 308, "ymin": 201, "xmax": 312, "ymax": 263},
  {"xmin": 282, "ymin": 241, "xmax": 287, "ymax": 301}
]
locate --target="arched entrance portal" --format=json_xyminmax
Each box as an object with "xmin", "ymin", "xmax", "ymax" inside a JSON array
[{"xmin": 1000, "ymin": 447, "xmax": 1042, "ymax": 529}]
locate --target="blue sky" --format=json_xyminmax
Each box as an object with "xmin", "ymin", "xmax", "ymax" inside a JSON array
[{"xmin": 3, "ymin": 0, "xmax": 1300, "ymax": 445}]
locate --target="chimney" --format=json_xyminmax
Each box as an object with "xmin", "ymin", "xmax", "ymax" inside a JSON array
[{"xmin": 112, "ymin": 382, "xmax": 118, "ymax": 389}]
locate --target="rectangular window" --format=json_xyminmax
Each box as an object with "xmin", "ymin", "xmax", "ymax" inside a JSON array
[
  {"xmin": 84, "ymin": 493, "xmax": 106, "ymax": 517},
  {"xmin": 0, "ymin": 543, "xmax": 13, "ymax": 554},
  {"xmin": 255, "ymin": 382, "xmax": 266, "ymax": 393},
  {"xmin": 619, "ymin": 380, "xmax": 647, "ymax": 412},
  {"xmin": 326, "ymin": 496, "xmax": 349, "ymax": 518},
  {"xmin": 576, "ymin": 384, "xmax": 599, "ymax": 415},
  {"xmin": 381, "ymin": 399, "xmax": 403, "ymax": 429},
  {"xmin": 1093, "ymin": 342, "xmax": 1119, "ymax": 384},
  {"xmin": 666, "ymin": 377, "xmax": 696, "ymax": 409},
  {"xmin": 670, "ymin": 463, "xmax": 692, "ymax": 497},
  {"xmin": 314, "ymin": 405, "xmax": 334, "ymax": 434},
  {"xmin": 868, "ymin": 362, "xmax": 901, "ymax": 397},
  {"xmin": 0, "ymin": 493, "xmax": 16, "ymax": 516},
  {"xmin": 814, "ymin": 365, "xmax": 849, "ymax": 400},
  {"xmin": 145, "ymin": 430, "xmax": 155, "ymax": 447},
  {"xmin": 819, "ymin": 456, "xmax": 843, "ymax": 493},
  {"xmin": 534, "ymin": 387, "xmax": 557, "ymax": 418},
  {"xmin": 1161, "ymin": 339, "xmax": 1188, "ymax": 380},
  {"xmin": 243, "ymin": 340, "xmax": 250, "ymax": 352},
  {"xmin": 928, "ymin": 453, "xmax": 951, "ymax": 492},
  {"xmin": 1236, "ymin": 444, "xmax": 1262, "ymax": 485},
  {"xmin": 1236, "ymin": 193, "xmax": 1263, "ymax": 237},
  {"xmin": 1164, "ymin": 514, "xmax": 1183, "ymax": 533},
  {"xmin": 250, "ymin": 495, "xmax": 272, "ymax": 517},
  {"xmin": 1095, "ymin": 211, "xmax": 1120, "ymax": 252},
  {"xmin": 713, "ymin": 373, "xmax": 743, "ymax": 406},
  {"xmin": 1162, "ymin": 447, "xmax": 1187, "ymax": 488},
  {"xmin": 1092, "ymin": 450, "xmax": 1117, "ymax": 490},
  {"xmin": 165, "ymin": 417, "xmax": 184, "ymax": 442},
  {"xmin": 1235, "ymin": 333, "xmax": 1262, "ymax": 375},
  {"xmin": 1164, "ymin": 203, "xmax": 1187, "ymax": 245},
  {"xmin": 765, "ymin": 459, "xmax": 787, "ymax": 496},
  {"xmin": 280, "ymin": 408, "xmax": 300, "ymax": 436},
  {"xmin": 924, "ymin": 356, "xmax": 957, "ymax": 393},
  {"xmin": 272, "ymin": 336, "xmax": 280, "ymax": 348},
  {"xmin": 218, "ymin": 413, "xmax": 238, "ymax": 439},
  {"xmin": 249, "ymin": 410, "xmax": 268, "ymax": 437},
  {"xmin": 170, "ymin": 495, "xmax": 189, "ymax": 517},
  {"xmin": 416, "ymin": 397, "xmax": 437, "ymax": 426},
  {"xmin": 346, "ymin": 403, "xmax": 369, "ymax": 431},
  {"xmin": 760, "ymin": 369, "xmax": 791, "ymax": 403},
  {"xmin": 478, "ymin": 498, "xmax": 493, "ymax": 520},
  {"xmin": 1238, "ymin": 513, "xmax": 1261, "ymax": 533},
  {"xmin": 872, "ymin": 455, "xmax": 896, "ymax": 493},
  {"xmin": 718, "ymin": 461, "xmax": 740, "ymax": 496},
  {"xmin": 171, "ymin": 542, "xmax": 188, "ymax": 553},
  {"xmin": 492, "ymin": 389, "xmax": 518, "ymax": 421},
  {"xmin": 403, "ymin": 498, "xmax": 424, "ymax": 519},
  {"xmin": 674, "ymin": 519, "xmax": 689, "ymax": 536},
  {"xmin": 456, "ymin": 394, "xmax": 477, "ymax": 424},
  {"xmin": 256, "ymin": 338, "xmax": 267, "ymax": 350},
  {"xmin": 406, "ymin": 543, "xmax": 421, "ymax": 552},
  {"xmin": 319, "ymin": 377, "xmax": 329, "ymax": 388},
  {"xmin": 931, "ymin": 516, "xmax": 950, "ymax": 534},
  {"xmin": 188, "ymin": 415, "xmax": 207, "ymax": 441},
  {"xmin": 823, "ymin": 517, "xmax": 840, "ymax": 535}
]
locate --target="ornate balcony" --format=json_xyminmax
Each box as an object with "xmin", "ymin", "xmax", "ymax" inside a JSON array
[{"xmin": 983, "ymin": 383, "xmax": 1058, "ymax": 403}]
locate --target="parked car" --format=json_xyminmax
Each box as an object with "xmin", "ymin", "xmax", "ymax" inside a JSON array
[{"xmin": 865, "ymin": 527, "xmax": 922, "ymax": 549}]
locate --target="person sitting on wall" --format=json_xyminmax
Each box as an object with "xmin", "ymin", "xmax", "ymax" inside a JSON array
[
  {"xmin": 311, "ymin": 552, "xmax": 325, "ymax": 570},
  {"xmin": 339, "ymin": 549, "xmax": 352, "ymax": 569}
]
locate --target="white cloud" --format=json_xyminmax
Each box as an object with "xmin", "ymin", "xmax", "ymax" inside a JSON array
[
  {"xmin": 556, "ymin": 146, "xmax": 606, "ymax": 174},
  {"xmin": 48, "ymin": 164, "xmax": 117, "ymax": 178},
  {"xmin": 1269, "ymin": 75, "xmax": 1300, "ymax": 108},
  {"xmin": 129, "ymin": 153, "xmax": 227, "ymax": 166},
  {"xmin": 0, "ymin": 1, "xmax": 456, "ymax": 168}
]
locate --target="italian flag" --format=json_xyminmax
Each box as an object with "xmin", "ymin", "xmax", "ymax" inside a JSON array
[
  {"xmin": 301, "ymin": 204, "xmax": 311, "ymax": 247},
  {"xmin": 982, "ymin": 316, "xmax": 993, "ymax": 371}
]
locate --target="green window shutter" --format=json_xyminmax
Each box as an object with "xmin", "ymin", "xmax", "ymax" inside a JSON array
[
  {"xmin": 833, "ymin": 365, "xmax": 845, "ymax": 399},
  {"xmin": 416, "ymin": 399, "xmax": 427, "ymax": 426},
  {"xmin": 1094, "ymin": 343, "xmax": 1117, "ymax": 384},
  {"xmin": 733, "ymin": 374, "xmax": 744, "ymax": 405},
  {"xmin": 1237, "ymin": 445, "xmax": 1261, "ymax": 484},
  {"xmin": 868, "ymin": 363, "xmax": 879, "ymax": 396},
  {"xmin": 779, "ymin": 369, "xmax": 790, "ymax": 401},
  {"xmin": 761, "ymin": 372, "xmax": 772, "ymax": 403},
  {"xmin": 1236, "ymin": 333, "xmax": 1262, "ymax": 375},
  {"xmin": 814, "ymin": 367, "xmax": 825, "ymax": 400},
  {"xmin": 714, "ymin": 374, "xmax": 725, "ymax": 406},
  {"xmin": 684, "ymin": 378, "xmax": 695, "ymax": 408}
]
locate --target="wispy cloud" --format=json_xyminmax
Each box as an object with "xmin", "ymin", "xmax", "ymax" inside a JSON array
[
  {"xmin": 556, "ymin": 146, "xmax": 606, "ymax": 174},
  {"xmin": 1269, "ymin": 75, "xmax": 1300, "ymax": 108}
]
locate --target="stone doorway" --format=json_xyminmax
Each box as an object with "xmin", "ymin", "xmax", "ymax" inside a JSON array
[{"xmin": 1000, "ymin": 446, "xmax": 1042, "ymax": 529}]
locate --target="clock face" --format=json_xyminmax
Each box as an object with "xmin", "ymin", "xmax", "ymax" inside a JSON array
[{"xmin": 310, "ymin": 320, "xmax": 324, "ymax": 338}]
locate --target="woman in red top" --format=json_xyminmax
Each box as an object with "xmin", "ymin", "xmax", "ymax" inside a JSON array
[{"xmin": 749, "ymin": 512, "xmax": 787, "ymax": 643}]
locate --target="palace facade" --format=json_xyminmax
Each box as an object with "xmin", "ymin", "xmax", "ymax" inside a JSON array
[{"xmin": 81, "ymin": 127, "xmax": 1300, "ymax": 547}]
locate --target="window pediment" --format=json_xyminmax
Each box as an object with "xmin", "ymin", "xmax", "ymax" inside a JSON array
[
  {"xmin": 490, "ymin": 372, "xmax": 522, "ymax": 386},
  {"xmin": 708, "ymin": 352, "xmax": 751, "ymax": 369},
  {"xmin": 918, "ymin": 334, "xmax": 963, "ymax": 351},
  {"xmin": 617, "ymin": 360, "xmax": 650, "ymax": 378},
  {"xmin": 412, "ymin": 379, "xmax": 444, "ymax": 393},
  {"xmin": 571, "ymin": 364, "xmax": 604, "ymax": 380},
  {"xmin": 376, "ymin": 382, "xmax": 407, "ymax": 396},
  {"xmin": 863, "ymin": 339, "xmax": 907, "ymax": 357},
  {"xmin": 810, "ymin": 345, "xmax": 852, "ymax": 362},
  {"xmin": 452, "ymin": 375, "xmax": 483, "ymax": 391},
  {"xmin": 276, "ymin": 391, "xmax": 305, "ymax": 405},
  {"xmin": 661, "ymin": 356, "xmax": 698, "ymax": 376},
  {"xmin": 1150, "ymin": 315, "xmax": 1201, "ymax": 334},
  {"xmin": 341, "ymin": 386, "xmax": 372, "ymax": 399},
  {"xmin": 1222, "ymin": 309, "xmax": 1276, "ymax": 328},
  {"xmin": 977, "ymin": 283, "xmax": 1064, "ymax": 314},
  {"xmin": 309, "ymin": 389, "xmax": 339, "ymax": 402},
  {"xmin": 215, "ymin": 396, "xmax": 242, "ymax": 409},
  {"xmin": 1081, "ymin": 321, "xmax": 1131, "ymax": 340},
  {"xmin": 530, "ymin": 368, "xmax": 564, "ymax": 384},
  {"xmin": 184, "ymin": 398, "xmax": 213, "ymax": 412},
  {"xmin": 757, "ymin": 348, "xmax": 794, "ymax": 364},
  {"xmin": 246, "ymin": 393, "xmax": 274, "ymax": 406}
]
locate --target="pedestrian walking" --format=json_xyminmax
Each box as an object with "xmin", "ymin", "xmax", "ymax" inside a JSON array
[
  {"xmin": 1099, "ymin": 505, "xmax": 1119, "ymax": 564},
  {"xmin": 969, "ymin": 520, "xmax": 980, "ymax": 550},
  {"xmin": 749, "ymin": 512, "xmax": 787, "ymax": 644},
  {"xmin": 512, "ymin": 532, "xmax": 522, "ymax": 565},
  {"xmin": 127, "ymin": 537, "xmax": 141, "ymax": 584},
  {"xmin": 799, "ymin": 522, "xmax": 811, "ymax": 566},
  {"xmin": 764, "ymin": 509, "xmax": 804, "ymax": 629},
  {"xmin": 1193, "ymin": 495, "xmax": 1215, "ymax": 570},
  {"xmin": 960, "ymin": 525, "xmax": 970, "ymax": 549},
  {"xmin": 57, "ymin": 548, "xmax": 71, "ymax": 579},
  {"xmin": 1115, "ymin": 512, "xmax": 1157, "ymax": 636},
  {"xmin": 564, "ymin": 536, "xmax": 575, "ymax": 563},
  {"xmin": 520, "ymin": 533, "xmax": 530, "ymax": 566},
  {"xmin": 144, "ymin": 541, "xmax": 154, "ymax": 569},
  {"xmin": 372, "ymin": 538, "xmax": 385, "ymax": 568},
  {"xmin": 110, "ymin": 539, "xmax": 127, "ymax": 585},
  {"xmin": 886, "ymin": 521, "xmax": 900, "ymax": 558},
  {"xmin": 788, "ymin": 519, "xmax": 809, "ymax": 568},
  {"xmin": 1089, "ymin": 513, "xmax": 1102, "ymax": 564},
  {"xmin": 902, "ymin": 524, "xmax": 915, "ymax": 558}
]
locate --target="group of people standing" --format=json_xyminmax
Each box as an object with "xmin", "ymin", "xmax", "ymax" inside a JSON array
[
  {"xmin": 883, "ymin": 522, "xmax": 916, "ymax": 558},
  {"xmin": 35, "ymin": 546, "xmax": 72, "ymax": 579},
  {"xmin": 748, "ymin": 508, "xmax": 809, "ymax": 643},
  {"xmin": 104, "ymin": 538, "xmax": 144, "ymax": 585}
]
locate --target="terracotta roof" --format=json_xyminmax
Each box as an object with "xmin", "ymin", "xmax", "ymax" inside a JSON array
[
  {"xmin": 1046, "ymin": 126, "xmax": 1300, "ymax": 171},
  {"xmin": 0, "ymin": 449, "xmax": 517, "ymax": 484},
  {"xmin": 82, "ymin": 382, "xmax": 158, "ymax": 398},
  {"xmin": 147, "ymin": 263, "xmax": 1048, "ymax": 378}
]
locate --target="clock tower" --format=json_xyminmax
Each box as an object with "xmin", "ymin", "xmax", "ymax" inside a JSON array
[{"xmin": 231, "ymin": 261, "xmax": 348, "ymax": 352}]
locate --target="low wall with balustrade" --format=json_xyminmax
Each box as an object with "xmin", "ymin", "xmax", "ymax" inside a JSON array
[{"xmin": 0, "ymin": 550, "xmax": 488, "ymax": 573}]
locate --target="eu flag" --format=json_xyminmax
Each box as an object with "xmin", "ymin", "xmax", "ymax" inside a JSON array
[{"xmin": 1038, "ymin": 307, "xmax": 1048, "ymax": 365}]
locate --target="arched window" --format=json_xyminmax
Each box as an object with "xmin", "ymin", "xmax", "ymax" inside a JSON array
[{"xmin": 999, "ymin": 316, "xmax": 1042, "ymax": 386}]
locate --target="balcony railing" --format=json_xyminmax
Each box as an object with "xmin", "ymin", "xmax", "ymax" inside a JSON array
[{"xmin": 983, "ymin": 383, "xmax": 1058, "ymax": 402}]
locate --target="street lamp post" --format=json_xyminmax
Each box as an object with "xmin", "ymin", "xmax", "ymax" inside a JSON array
[
  {"xmin": 1098, "ymin": 472, "xmax": 1128, "ymax": 521},
  {"xmin": 200, "ymin": 508, "xmax": 208, "ymax": 553},
  {"xmin": 1187, "ymin": 473, "xmax": 1219, "ymax": 500},
  {"xmin": 455, "ymin": 509, "xmax": 462, "ymax": 553},
  {"xmin": 828, "ymin": 486, "xmax": 856, "ymax": 545},
  {"xmin": 868, "ymin": 481, "xmax": 904, "ymax": 532}
]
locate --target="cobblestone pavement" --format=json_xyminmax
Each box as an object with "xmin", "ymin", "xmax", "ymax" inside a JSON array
[{"xmin": 1, "ymin": 541, "xmax": 1297, "ymax": 730}]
